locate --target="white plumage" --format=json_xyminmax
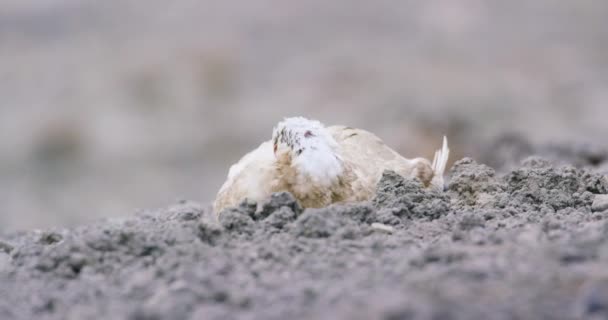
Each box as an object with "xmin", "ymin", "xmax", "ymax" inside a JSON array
[{"xmin": 213, "ymin": 117, "xmax": 450, "ymax": 215}]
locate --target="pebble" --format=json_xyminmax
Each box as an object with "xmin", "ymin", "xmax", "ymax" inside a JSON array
[
  {"xmin": 592, "ymin": 195, "xmax": 608, "ymax": 212},
  {"xmin": 371, "ymin": 223, "xmax": 395, "ymax": 234}
]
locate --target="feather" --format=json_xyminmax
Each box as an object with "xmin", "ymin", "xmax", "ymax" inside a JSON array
[{"xmin": 430, "ymin": 136, "xmax": 450, "ymax": 190}]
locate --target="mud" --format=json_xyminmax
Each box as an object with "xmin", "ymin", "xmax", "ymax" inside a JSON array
[{"xmin": 2, "ymin": 156, "xmax": 608, "ymax": 320}]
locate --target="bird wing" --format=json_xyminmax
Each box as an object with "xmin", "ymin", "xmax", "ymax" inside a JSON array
[
  {"xmin": 213, "ymin": 141, "xmax": 277, "ymax": 214},
  {"xmin": 328, "ymin": 126, "xmax": 400, "ymax": 160},
  {"xmin": 327, "ymin": 125, "xmax": 414, "ymax": 200},
  {"xmin": 328, "ymin": 125, "xmax": 449, "ymax": 191}
]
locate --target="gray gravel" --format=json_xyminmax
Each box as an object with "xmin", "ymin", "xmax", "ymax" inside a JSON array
[{"xmin": 2, "ymin": 152, "xmax": 608, "ymax": 320}]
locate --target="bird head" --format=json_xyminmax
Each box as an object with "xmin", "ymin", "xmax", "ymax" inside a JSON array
[{"xmin": 272, "ymin": 117, "xmax": 344, "ymax": 185}]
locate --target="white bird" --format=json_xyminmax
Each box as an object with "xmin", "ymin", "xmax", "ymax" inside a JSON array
[{"xmin": 213, "ymin": 117, "xmax": 449, "ymax": 215}]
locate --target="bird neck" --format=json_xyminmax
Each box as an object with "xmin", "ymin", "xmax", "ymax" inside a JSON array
[{"xmin": 274, "ymin": 147, "xmax": 347, "ymax": 207}]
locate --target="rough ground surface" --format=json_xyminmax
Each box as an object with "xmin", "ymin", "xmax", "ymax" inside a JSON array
[{"xmin": 2, "ymin": 155, "xmax": 608, "ymax": 320}]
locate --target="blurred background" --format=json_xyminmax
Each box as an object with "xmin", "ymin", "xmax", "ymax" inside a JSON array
[{"xmin": 1, "ymin": 0, "xmax": 607, "ymax": 231}]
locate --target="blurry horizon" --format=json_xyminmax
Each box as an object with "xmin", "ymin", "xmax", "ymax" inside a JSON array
[{"xmin": 1, "ymin": 0, "xmax": 607, "ymax": 231}]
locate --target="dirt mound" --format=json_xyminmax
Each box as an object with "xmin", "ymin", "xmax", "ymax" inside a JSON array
[
  {"xmin": 2, "ymin": 158, "xmax": 608, "ymax": 320},
  {"xmin": 449, "ymin": 157, "xmax": 608, "ymax": 212}
]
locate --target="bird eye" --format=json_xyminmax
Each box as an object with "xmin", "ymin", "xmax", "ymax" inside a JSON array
[{"xmin": 304, "ymin": 130, "xmax": 314, "ymax": 138}]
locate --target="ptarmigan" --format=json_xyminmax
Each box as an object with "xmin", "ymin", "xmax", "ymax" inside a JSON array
[{"xmin": 213, "ymin": 117, "xmax": 449, "ymax": 215}]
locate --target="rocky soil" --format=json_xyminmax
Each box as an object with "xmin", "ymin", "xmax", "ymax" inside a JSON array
[{"xmin": 2, "ymin": 151, "xmax": 608, "ymax": 320}]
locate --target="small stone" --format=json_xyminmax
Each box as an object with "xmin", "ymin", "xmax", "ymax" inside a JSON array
[
  {"xmin": 371, "ymin": 223, "xmax": 395, "ymax": 234},
  {"xmin": 592, "ymin": 195, "xmax": 608, "ymax": 212}
]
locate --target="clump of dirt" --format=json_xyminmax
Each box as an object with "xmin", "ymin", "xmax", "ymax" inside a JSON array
[
  {"xmin": 447, "ymin": 158, "xmax": 505, "ymax": 209},
  {"xmin": 373, "ymin": 171, "xmax": 451, "ymax": 225},
  {"xmin": 2, "ymin": 158, "xmax": 608, "ymax": 320},
  {"xmin": 449, "ymin": 157, "xmax": 607, "ymax": 214}
]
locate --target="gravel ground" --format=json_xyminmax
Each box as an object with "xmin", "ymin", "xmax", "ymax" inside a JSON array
[{"xmin": 2, "ymin": 141, "xmax": 608, "ymax": 319}]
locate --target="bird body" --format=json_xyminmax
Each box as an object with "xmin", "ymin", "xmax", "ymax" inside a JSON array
[{"xmin": 213, "ymin": 117, "xmax": 449, "ymax": 215}]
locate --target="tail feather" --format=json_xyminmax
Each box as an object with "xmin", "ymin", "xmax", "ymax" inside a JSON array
[{"xmin": 430, "ymin": 136, "xmax": 450, "ymax": 190}]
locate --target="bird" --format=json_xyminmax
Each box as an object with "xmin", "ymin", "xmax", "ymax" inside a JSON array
[{"xmin": 213, "ymin": 117, "xmax": 449, "ymax": 215}]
